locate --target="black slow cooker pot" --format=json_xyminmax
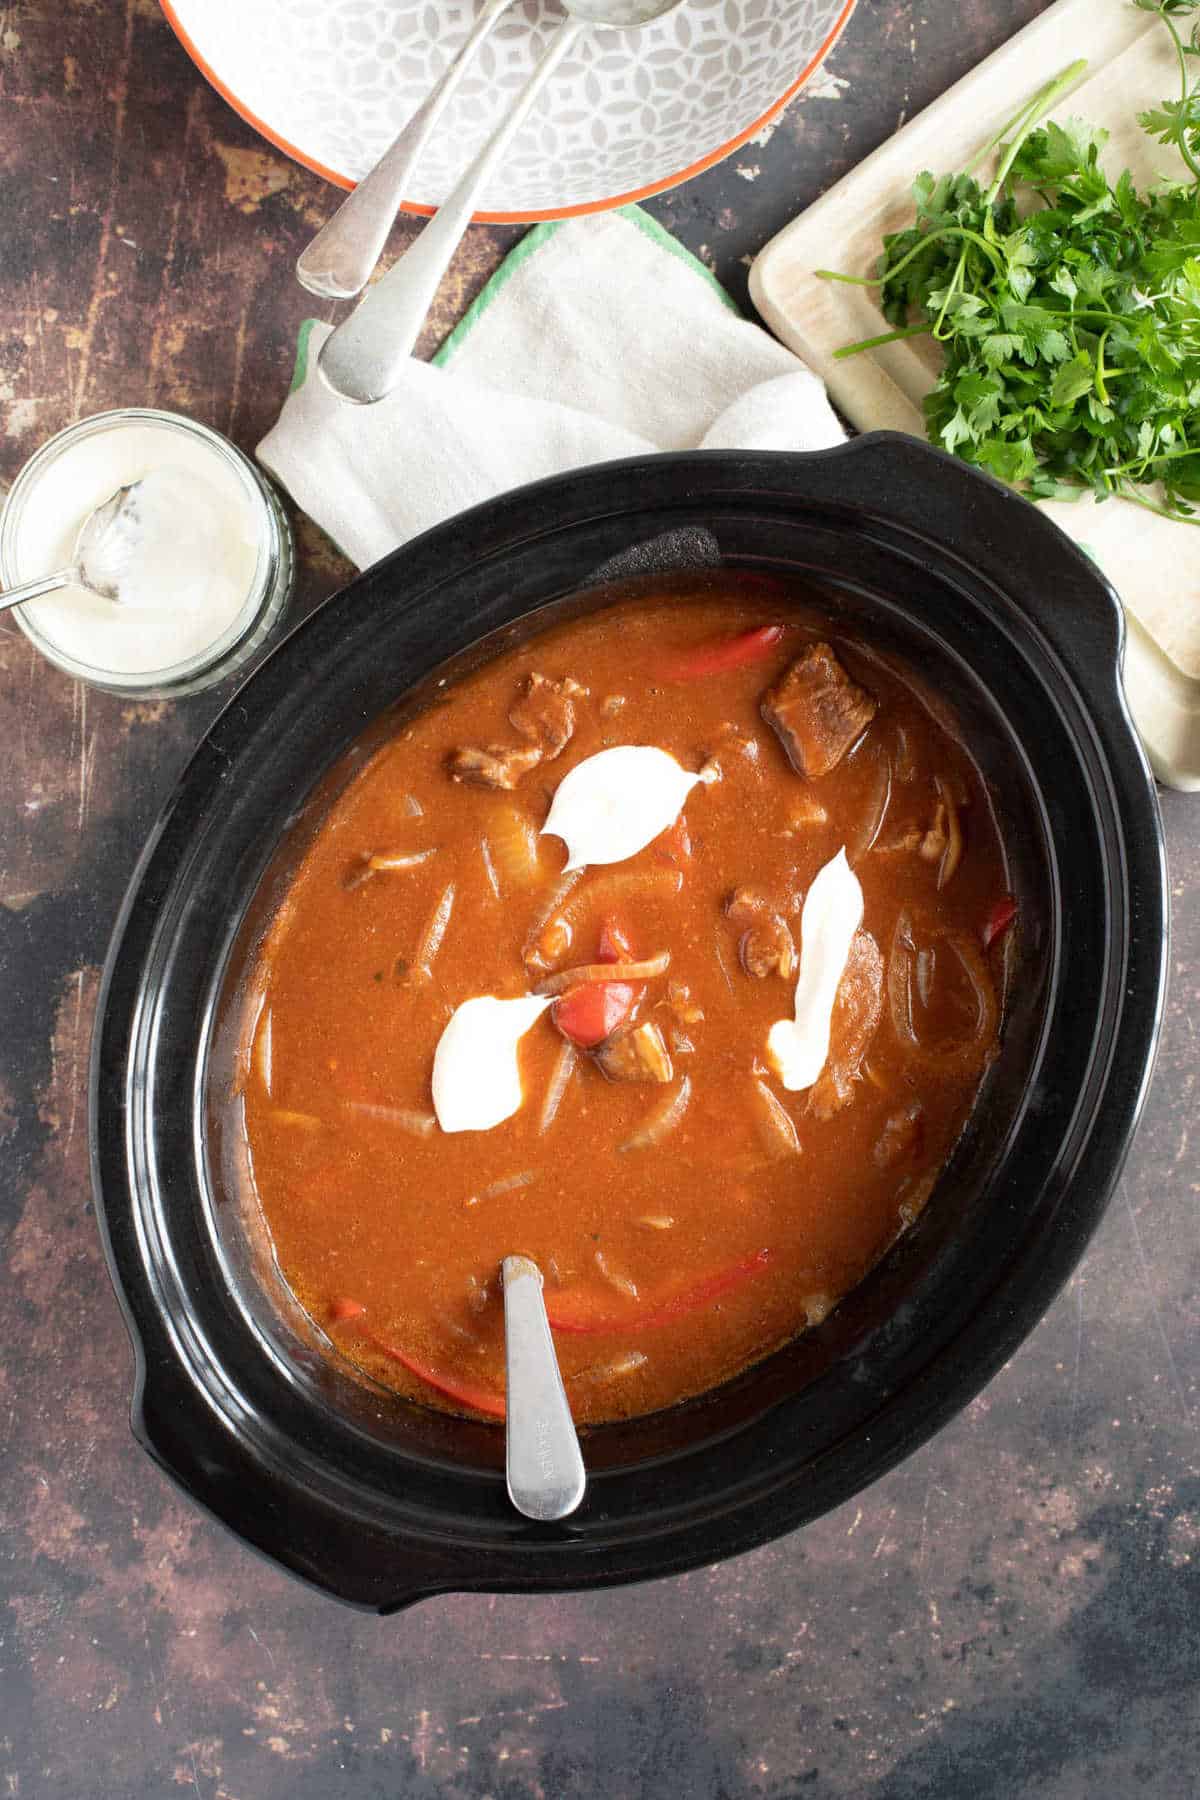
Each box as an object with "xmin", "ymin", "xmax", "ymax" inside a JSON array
[{"xmin": 90, "ymin": 438, "xmax": 1168, "ymax": 1611}]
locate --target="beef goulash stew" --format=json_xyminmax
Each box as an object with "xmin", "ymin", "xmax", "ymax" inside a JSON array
[{"xmin": 229, "ymin": 590, "xmax": 1016, "ymax": 1426}]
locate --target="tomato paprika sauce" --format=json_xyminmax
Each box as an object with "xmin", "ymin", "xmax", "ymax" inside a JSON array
[{"xmin": 224, "ymin": 590, "xmax": 1013, "ymax": 1426}]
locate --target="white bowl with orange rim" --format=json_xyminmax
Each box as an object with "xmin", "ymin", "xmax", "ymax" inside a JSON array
[{"xmin": 160, "ymin": 0, "xmax": 857, "ymax": 222}]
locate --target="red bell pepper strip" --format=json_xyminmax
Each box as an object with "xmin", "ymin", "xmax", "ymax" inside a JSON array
[
  {"xmin": 546, "ymin": 1248, "xmax": 771, "ymax": 1336},
  {"xmin": 661, "ymin": 624, "xmax": 784, "ymax": 681},
  {"xmin": 553, "ymin": 981, "xmax": 637, "ymax": 1049},
  {"xmin": 981, "ymin": 894, "xmax": 1018, "ymax": 952},
  {"xmin": 327, "ymin": 1305, "xmax": 506, "ymax": 1418},
  {"xmin": 371, "ymin": 1337, "xmax": 506, "ymax": 1419}
]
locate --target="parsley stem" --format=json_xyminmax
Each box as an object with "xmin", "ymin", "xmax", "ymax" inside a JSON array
[
  {"xmin": 831, "ymin": 324, "xmax": 935, "ymax": 360},
  {"xmin": 965, "ymin": 91, "xmax": 1055, "ymax": 182},
  {"xmin": 933, "ymin": 247, "xmax": 969, "ymax": 340},
  {"xmin": 816, "ymin": 226, "xmax": 1006, "ymax": 290},
  {"xmin": 1095, "ymin": 329, "xmax": 1111, "ymax": 406},
  {"xmin": 1044, "ymin": 305, "xmax": 1189, "ymax": 333},
  {"xmin": 983, "ymin": 60, "xmax": 1090, "ymax": 206},
  {"xmin": 1117, "ymin": 487, "xmax": 1200, "ymax": 527},
  {"xmin": 1155, "ymin": 3, "xmax": 1200, "ymax": 185},
  {"xmin": 1106, "ymin": 443, "xmax": 1200, "ymax": 476}
]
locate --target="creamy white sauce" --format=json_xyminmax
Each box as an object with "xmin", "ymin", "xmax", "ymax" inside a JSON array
[
  {"xmin": 80, "ymin": 466, "xmax": 232, "ymax": 611},
  {"xmin": 541, "ymin": 745, "xmax": 706, "ymax": 871},
  {"xmin": 432, "ymin": 994, "xmax": 551, "ymax": 1134},
  {"xmin": 13, "ymin": 421, "xmax": 261, "ymax": 677},
  {"xmin": 767, "ymin": 847, "xmax": 863, "ymax": 1091}
]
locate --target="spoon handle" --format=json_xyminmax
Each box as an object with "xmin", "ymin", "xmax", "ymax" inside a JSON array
[
  {"xmin": 318, "ymin": 16, "xmax": 585, "ymax": 404},
  {"xmin": 0, "ymin": 567, "xmax": 74, "ymax": 612},
  {"xmin": 502, "ymin": 1255, "xmax": 586, "ymax": 1522},
  {"xmin": 296, "ymin": 0, "xmax": 518, "ymax": 300}
]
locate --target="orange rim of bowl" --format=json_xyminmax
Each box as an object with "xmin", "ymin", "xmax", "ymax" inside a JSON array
[{"xmin": 157, "ymin": 0, "xmax": 858, "ymax": 225}]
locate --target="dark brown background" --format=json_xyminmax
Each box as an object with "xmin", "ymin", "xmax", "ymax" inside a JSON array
[{"xmin": 2, "ymin": 2, "xmax": 1198, "ymax": 1796}]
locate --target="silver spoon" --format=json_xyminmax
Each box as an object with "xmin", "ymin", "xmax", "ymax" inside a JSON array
[
  {"xmin": 297, "ymin": 0, "xmax": 522, "ymax": 301},
  {"xmin": 318, "ymin": 0, "xmax": 688, "ymax": 406},
  {"xmin": 502, "ymin": 1254, "xmax": 585, "ymax": 1521},
  {"xmin": 0, "ymin": 482, "xmax": 141, "ymax": 613}
]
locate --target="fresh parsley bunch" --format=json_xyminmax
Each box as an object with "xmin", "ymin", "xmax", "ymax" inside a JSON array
[{"xmin": 820, "ymin": 0, "xmax": 1200, "ymax": 524}]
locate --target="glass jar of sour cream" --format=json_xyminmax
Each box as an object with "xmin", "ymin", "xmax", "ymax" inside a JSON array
[{"xmin": 0, "ymin": 409, "xmax": 293, "ymax": 695}]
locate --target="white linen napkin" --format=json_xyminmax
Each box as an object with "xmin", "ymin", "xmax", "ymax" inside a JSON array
[{"xmin": 257, "ymin": 206, "xmax": 845, "ymax": 569}]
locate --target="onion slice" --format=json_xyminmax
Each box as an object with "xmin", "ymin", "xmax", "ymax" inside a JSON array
[
  {"xmin": 845, "ymin": 750, "xmax": 892, "ymax": 866},
  {"xmin": 466, "ymin": 1170, "xmax": 536, "ymax": 1207},
  {"xmin": 934, "ymin": 777, "xmax": 963, "ymax": 889},
  {"xmin": 534, "ymin": 951, "xmax": 670, "ymax": 997},
  {"xmin": 480, "ymin": 837, "xmax": 501, "ymax": 900},
  {"xmin": 523, "ymin": 869, "xmax": 584, "ymax": 967},
  {"xmin": 571, "ymin": 1351, "xmax": 648, "ymax": 1383},
  {"xmin": 539, "ymin": 1039, "xmax": 578, "ymax": 1134},
  {"xmin": 526, "ymin": 867, "xmax": 681, "ymax": 971},
  {"xmin": 270, "ymin": 1108, "xmax": 321, "ymax": 1131},
  {"xmin": 343, "ymin": 1102, "xmax": 436, "ymax": 1137},
  {"xmin": 367, "ymin": 849, "xmax": 437, "ymax": 872},
  {"xmin": 888, "ymin": 909, "xmax": 999, "ymax": 1075},
  {"xmin": 594, "ymin": 1249, "xmax": 639, "ymax": 1299},
  {"xmin": 251, "ymin": 1000, "xmax": 272, "ymax": 1099},
  {"xmin": 619, "ymin": 1074, "xmax": 692, "ymax": 1153},
  {"xmin": 415, "ymin": 881, "xmax": 456, "ymax": 976},
  {"xmin": 752, "ymin": 1078, "xmax": 802, "ymax": 1158}
]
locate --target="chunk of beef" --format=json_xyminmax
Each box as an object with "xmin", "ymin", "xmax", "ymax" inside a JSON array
[
  {"xmin": 809, "ymin": 929, "xmax": 884, "ymax": 1119},
  {"xmin": 510, "ymin": 672, "xmax": 587, "ymax": 758},
  {"xmin": 448, "ymin": 743, "xmax": 542, "ymax": 790},
  {"xmin": 595, "ymin": 1020, "xmax": 673, "ymax": 1084},
  {"xmin": 449, "ymin": 673, "xmax": 587, "ymax": 790},
  {"xmin": 873, "ymin": 822, "xmax": 923, "ymax": 857},
  {"xmin": 919, "ymin": 803, "xmax": 948, "ymax": 864},
  {"xmin": 666, "ymin": 978, "xmax": 704, "ymax": 1026},
  {"xmin": 762, "ymin": 643, "xmax": 877, "ymax": 779},
  {"xmin": 726, "ymin": 887, "xmax": 796, "ymax": 980},
  {"xmin": 870, "ymin": 778, "xmax": 963, "ymax": 887}
]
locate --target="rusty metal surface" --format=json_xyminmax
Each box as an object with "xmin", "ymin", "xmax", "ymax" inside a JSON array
[{"xmin": 1, "ymin": 2, "xmax": 1198, "ymax": 1796}]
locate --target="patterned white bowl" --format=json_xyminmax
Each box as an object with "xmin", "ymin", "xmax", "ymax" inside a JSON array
[{"xmin": 160, "ymin": 0, "xmax": 856, "ymax": 221}]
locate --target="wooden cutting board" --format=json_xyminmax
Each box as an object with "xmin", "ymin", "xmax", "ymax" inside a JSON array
[{"xmin": 750, "ymin": 0, "xmax": 1200, "ymax": 790}]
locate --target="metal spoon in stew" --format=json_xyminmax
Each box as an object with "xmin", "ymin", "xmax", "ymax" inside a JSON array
[{"xmin": 502, "ymin": 1254, "xmax": 586, "ymax": 1521}]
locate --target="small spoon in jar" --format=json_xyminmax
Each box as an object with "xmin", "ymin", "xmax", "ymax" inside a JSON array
[
  {"xmin": 0, "ymin": 481, "xmax": 142, "ymax": 613},
  {"xmin": 502, "ymin": 1254, "xmax": 585, "ymax": 1521}
]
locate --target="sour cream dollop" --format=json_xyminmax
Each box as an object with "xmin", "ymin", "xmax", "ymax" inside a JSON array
[
  {"xmin": 80, "ymin": 466, "xmax": 230, "ymax": 611},
  {"xmin": 767, "ymin": 848, "xmax": 863, "ymax": 1091},
  {"xmin": 432, "ymin": 994, "xmax": 551, "ymax": 1134},
  {"xmin": 541, "ymin": 745, "xmax": 708, "ymax": 871}
]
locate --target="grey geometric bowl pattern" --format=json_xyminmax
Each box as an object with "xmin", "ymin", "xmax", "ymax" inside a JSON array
[{"xmin": 163, "ymin": 0, "xmax": 854, "ymax": 217}]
